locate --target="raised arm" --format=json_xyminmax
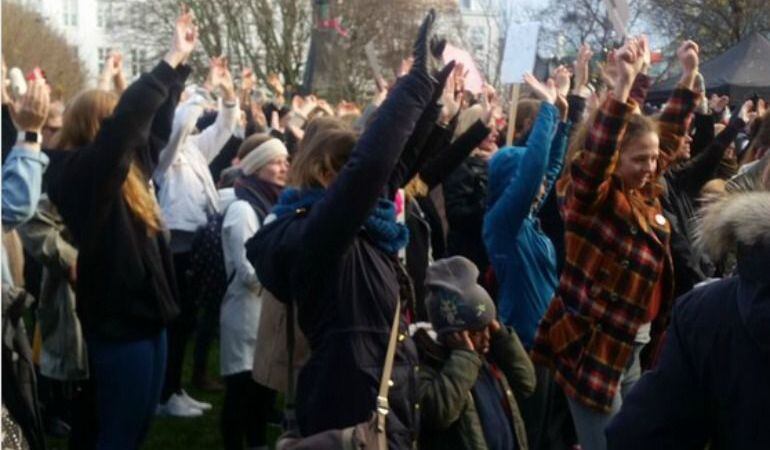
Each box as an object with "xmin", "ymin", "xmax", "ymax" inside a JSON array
[
  {"xmin": 570, "ymin": 38, "xmax": 645, "ymax": 207},
  {"xmin": 387, "ymin": 61, "xmax": 455, "ymax": 196},
  {"xmin": 657, "ymin": 41, "xmax": 700, "ymax": 173},
  {"xmin": 77, "ymin": 11, "xmax": 197, "ymax": 199},
  {"xmin": 2, "ymin": 78, "xmax": 50, "ymax": 229},
  {"xmin": 192, "ymin": 57, "xmax": 239, "ymax": 163},
  {"xmin": 675, "ymin": 102, "xmax": 748, "ymax": 194},
  {"xmin": 419, "ymin": 120, "xmax": 489, "ymax": 188},
  {"xmin": 299, "ymin": 11, "xmax": 439, "ymax": 261},
  {"xmin": 485, "ymin": 76, "xmax": 558, "ymax": 238}
]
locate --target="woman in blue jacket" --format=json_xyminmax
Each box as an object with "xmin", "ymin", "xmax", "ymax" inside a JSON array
[{"xmin": 483, "ymin": 74, "xmax": 571, "ymax": 449}]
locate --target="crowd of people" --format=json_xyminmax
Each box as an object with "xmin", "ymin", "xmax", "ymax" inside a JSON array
[{"xmin": 2, "ymin": 7, "xmax": 769, "ymax": 450}]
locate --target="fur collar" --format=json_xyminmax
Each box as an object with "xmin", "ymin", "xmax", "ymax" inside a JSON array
[{"xmin": 695, "ymin": 192, "xmax": 770, "ymax": 262}]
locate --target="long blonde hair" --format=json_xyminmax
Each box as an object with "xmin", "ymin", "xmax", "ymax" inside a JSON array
[{"xmin": 55, "ymin": 89, "xmax": 163, "ymax": 236}]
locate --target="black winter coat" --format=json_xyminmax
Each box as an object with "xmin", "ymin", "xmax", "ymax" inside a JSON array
[
  {"xmin": 49, "ymin": 62, "xmax": 188, "ymax": 340},
  {"xmin": 661, "ymin": 115, "xmax": 745, "ymax": 296},
  {"xmin": 248, "ymin": 70, "xmax": 433, "ymax": 448},
  {"xmin": 606, "ymin": 244, "xmax": 770, "ymax": 449},
  {"xmin": 443, "ymin": 155, "xmax": 490, "ymax": 275}
]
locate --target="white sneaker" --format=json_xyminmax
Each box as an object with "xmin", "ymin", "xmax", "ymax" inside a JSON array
[
  {"xmin": 179, "ymin": 389, "xmax": 212, "ymax": 411},
  {"xmin": 156, "ymin": 393, "xmax": 204, "ymax": 418}
]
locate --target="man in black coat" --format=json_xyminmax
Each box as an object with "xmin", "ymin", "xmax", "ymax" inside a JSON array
[{"xmin": 606, "ymin": 191, "xmax": 770, "ymax": 450}]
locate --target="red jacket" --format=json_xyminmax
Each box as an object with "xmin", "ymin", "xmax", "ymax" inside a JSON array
[{"xmin": 531, "ymin": 87, "xmax": 698, "ymax": 412}]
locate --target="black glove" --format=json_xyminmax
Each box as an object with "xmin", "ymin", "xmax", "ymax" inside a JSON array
[{"xmin": 412, "ymin": 9, "xmax": 437, "ymax": 79}]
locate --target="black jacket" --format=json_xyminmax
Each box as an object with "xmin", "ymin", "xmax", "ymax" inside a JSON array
[
  {"xmin": 403, "ymin": 120, "xmax": 490, "ymax": 320},
  {"xmin": 606, "ymin": 243, "xmax": 770, "ymax": 449},
  {"xmin": 49, "ymin": 61, "xmax": 189, "ymax": 340},
  {"xmin": 662, "ymin": 115, "xmax": 745, "ymax": 296},
  {"xmin": 443, "ymin": 155, "xmax": 491, "ymax": 275},
  {"xmin": 248, "ymin": 70, "xmax": 433, "ymax": 448}
]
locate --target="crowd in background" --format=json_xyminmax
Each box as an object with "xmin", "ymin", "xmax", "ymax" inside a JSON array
[{"xmin": 2, "ymin": 7, "xmax": 769, "ymax": 450}]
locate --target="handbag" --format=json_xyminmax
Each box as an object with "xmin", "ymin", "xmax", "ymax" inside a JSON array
[{"xmin": 275, "ymin": 296, "xmax": 402, "ymax": 450}]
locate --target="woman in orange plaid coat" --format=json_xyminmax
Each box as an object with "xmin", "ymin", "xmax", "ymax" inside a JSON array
[{"xmin": 531, "ymin": 37, "xmax": 701, "ymax": 450}]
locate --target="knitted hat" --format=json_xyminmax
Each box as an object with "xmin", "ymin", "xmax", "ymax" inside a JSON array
[
  {"xmin": 425, "ymin": 256, "xmax": 496, "ymax": 336},
  {"xmin": 239, "ymin": 138, "xmax": 288, "ymax": 175}
]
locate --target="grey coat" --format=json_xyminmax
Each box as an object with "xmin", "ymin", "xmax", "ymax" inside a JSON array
[{"xmin": 17, "ymin": 195, "xmax": 87, "ymax": 381}]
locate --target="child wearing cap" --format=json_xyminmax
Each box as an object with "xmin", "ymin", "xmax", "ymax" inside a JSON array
[{"xmin": 415, "ymin": 256, "xmax": 536, "ymax": 450}]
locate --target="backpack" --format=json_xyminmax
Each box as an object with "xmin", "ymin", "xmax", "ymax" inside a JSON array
[{"xmin": 188, "ymin": 201, "xmax": 267, "ymax": 309}]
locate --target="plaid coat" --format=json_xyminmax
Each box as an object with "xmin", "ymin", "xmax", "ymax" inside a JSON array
[{"xmin": 531, "ymin": 87, "xmax": 698, "ymax": 412}]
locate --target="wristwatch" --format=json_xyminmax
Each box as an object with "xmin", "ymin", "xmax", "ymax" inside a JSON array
[{"xmin": 17, "ymin": 131, "xmax": 42, "ymax": 145}]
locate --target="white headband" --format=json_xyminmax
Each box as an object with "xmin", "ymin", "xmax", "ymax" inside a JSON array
[{"xmin": 239, "ymin": 138, "xmax": 288, "ymax": 175}]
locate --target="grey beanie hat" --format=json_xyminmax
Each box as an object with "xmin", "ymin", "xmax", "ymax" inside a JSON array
[{"xmin": 425, "ymin": 256, "xmax": 496, "ymax": 336}]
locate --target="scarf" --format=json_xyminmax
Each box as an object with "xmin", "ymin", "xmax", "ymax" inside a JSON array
[
  {"xmin": 272, "ymin": 187, "xmax": 409, "ymax": 254},
  {"xmin": 233, "ymin": 176, "xmax": 283, "ymax": 221}
]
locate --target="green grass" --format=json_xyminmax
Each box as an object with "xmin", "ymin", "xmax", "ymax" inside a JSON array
[{"xmin": 45, "ymin": 340, "xmax": 282, "ymax": 449}]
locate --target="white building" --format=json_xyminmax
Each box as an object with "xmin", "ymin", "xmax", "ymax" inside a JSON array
[{"xmin": 13, "ymin": 0, "xmax": 153, "ymax": 85}]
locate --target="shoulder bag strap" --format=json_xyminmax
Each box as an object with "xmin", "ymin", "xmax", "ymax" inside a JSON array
[{"xmin": 375, "ymin": 296, "xmax": 401, "ymax": 445}]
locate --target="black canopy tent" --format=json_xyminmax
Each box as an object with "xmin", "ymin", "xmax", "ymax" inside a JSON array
[{"xmin": 647, "ymin": 32, "xmax": 770, "ymax": 104}]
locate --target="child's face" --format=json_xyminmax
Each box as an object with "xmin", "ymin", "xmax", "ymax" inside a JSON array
[{"xmin": 468, "ymin": 327, "xmax": 491, "ymax": 354}]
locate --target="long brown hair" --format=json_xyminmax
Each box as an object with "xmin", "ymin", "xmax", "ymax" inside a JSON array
[
  {"xmin": 288, "ymin": 121, "xmax": 357, "ymax": 189},
  {"xmin": 55, "ymin": 89, "xmax": 163, "ymax": 236}
]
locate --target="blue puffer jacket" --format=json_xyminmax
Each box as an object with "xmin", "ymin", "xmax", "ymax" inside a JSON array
[{"xmin": 483, "ymin": 103, "xmax": 569, "ymax": 348}]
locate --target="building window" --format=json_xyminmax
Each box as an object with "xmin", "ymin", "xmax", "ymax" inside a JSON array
[
  {"xmin": 98, "ymin": 47, "xmax": 112, "ymax": 72},
  {"xmin": 461, "ymin": 0, "xmax": 472, "ymax": 9},
  {"xmin": 97, "ymin": 0, "xmax": 112, "ymax": 28},
  {"xmin": 63, "ymin": 0, "xmax": 79, "ymax": 26},
  {"xmin": 131, "ymin": 49, "xmax": 147, "ymax": 77}
]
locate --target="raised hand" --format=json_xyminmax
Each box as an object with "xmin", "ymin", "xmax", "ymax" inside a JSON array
[
  {"xmin": 523, "ymin": 73, "xmax": 557, "ymax": 104},
  {"xmin": 639, "ymin": 35, "xmax": 651, "ymax": 74},
  {"xmin": 555, "ymin": 94, "xmax": 569, "ymax": 122},
  {"xmin": 552, "ymin": 65, "xmax": 572, "ymax": 98},
  {"xmin": 10, "ymin": 76, "xmax": 50, "ymax": 134},
  {"xmin": 411, "ymin": 9, "xmax": 438, "ymax": 77},
  {"xmin": 440, "ymin": 69, "xmax": 460, "ymax": 124},
  {"xmin": 241, "ymin": 68, "xmax": 256, "ymax": 93},
  {"xmin": 480, "ymin": 83, "xmax": 496, "ymax": 124},
  {"xmin": 432, "ymin": 60, "xmax": 455, "ymax": 104},
  {"xmin": 612, "ymin": 37, "xmax": 645, "ymax": 101},
  {"xmin": 572, "ymin": 43, "xmax": 593, "ymax": 96},
  {"xmin": 267, "ymin": 73, "xmax": 284, "ymax": 96},
  {"xmin": 164, "ymin": 5, "xmax": 198, "ymax": 68},
  {"xmin": 677, "ymin": 40, "xmax": 700, "ymax": 75},
  {"xmin": 738, "ymin": 99, "xmax": 754, "ymax": 123},
  {"xmin": 209, "ymin": 56, "xmax": 235, "ymax": 101},
  {"xmin": 445, "ymin": 331, "xmax": 475, "ymax": 352}
]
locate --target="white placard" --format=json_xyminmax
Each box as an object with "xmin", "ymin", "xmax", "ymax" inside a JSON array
[
  {"xmin": 501, "ymin": 22, "xmax": 541, "ymax": 84},
  {"xmin": 603, "ymin": 0, "xmax": 630, "ymax": 38}
]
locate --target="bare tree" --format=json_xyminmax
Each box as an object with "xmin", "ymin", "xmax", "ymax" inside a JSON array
[
  {"xmin": 1, "ymin": 0, "xmax": 86, "ymax": 100},
  {"xmin": 643, "ymin": 0, "xmax": 770, "ymax": 59},
  {"xmin": 124, "ymin": 0, "xmax": 312, "ymax": 89},
  {"xmin": 536, "ymin": 0, "xmax": 648, "ymax": 56},
  {"xmin": 305, "ymin": 0, "xmax": 461, "ymax": 102}
]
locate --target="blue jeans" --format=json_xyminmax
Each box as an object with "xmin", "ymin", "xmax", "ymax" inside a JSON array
[
  {"xmin": 566, "ymin": 344, "xmax": 644, "ymax": 450},
  {"xmin": 88, "ymin": 330, "xmax": 167, "ymax": 450}
]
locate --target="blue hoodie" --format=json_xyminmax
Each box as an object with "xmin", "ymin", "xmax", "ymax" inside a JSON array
[{"xmin": 483, "ymin": 103, "xmax": 569, "ymax": 348}]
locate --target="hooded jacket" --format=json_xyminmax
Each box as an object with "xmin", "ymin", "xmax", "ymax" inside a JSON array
[
  {"xmin": 606, "ymin": 192, "xmax": 770, "ymax": 449},
  {"xmin": 153, "ymin": 92, "xmax": 238, "ymax": 239},
  {"xmin": 484, "ymin": 103, "xmax": 567, "ymax": 349}
]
